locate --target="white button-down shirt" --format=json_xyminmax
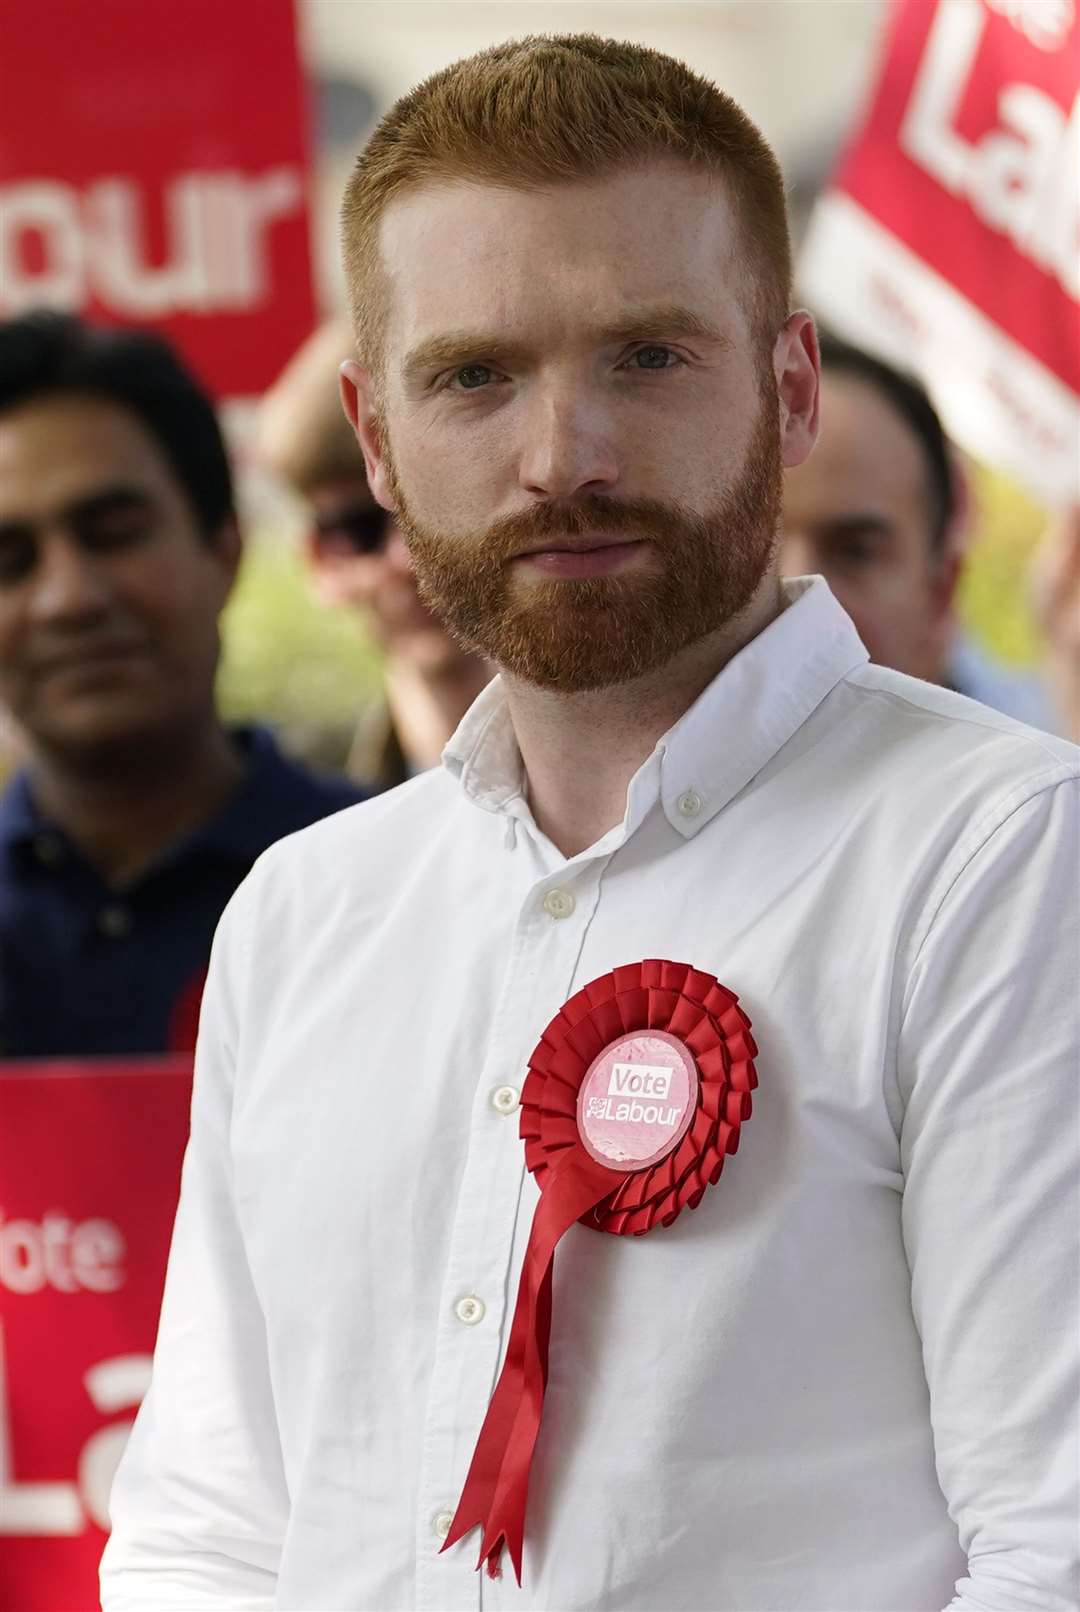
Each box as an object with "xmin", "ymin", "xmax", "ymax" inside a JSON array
[{"xmin": 101, "ymin": 579, "xmax": 1079, "ymax": 1612}]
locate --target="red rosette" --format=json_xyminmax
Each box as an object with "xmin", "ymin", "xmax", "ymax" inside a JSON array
[
  {"xmin": 521, "ymin": 957, "xmax": 757, "ymax": 1236},
  {"xmin": 442, "ymin": 959, "xmax": 757, "ymax": 1585}
]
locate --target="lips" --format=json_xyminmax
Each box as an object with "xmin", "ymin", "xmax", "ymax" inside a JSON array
[
  {"xmin": 513, "ymin": 534, "xmax": 642, "ymax": 559},
  {"xmin": 512, "ymin": 539, "xmax": 646, "ymax": 579},
  {"xmin": 34, "ymin": 641, "xmax": 152, "ymax": 678}
]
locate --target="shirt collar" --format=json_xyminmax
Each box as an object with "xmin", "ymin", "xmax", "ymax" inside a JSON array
[
  {"xmin": 0, "ymin": 768, "xmax": 41, "ymax": 851},
  {"xmin": 193, "ymin": 726, "xmax": 340, "ymax": 861},
  {"xmin": 443, "ymin": 577, "xmax": 868, "ymax": 841},
  {"xmin": 0, "ymin": 726, "xmax": 334, "ymax": 869}
]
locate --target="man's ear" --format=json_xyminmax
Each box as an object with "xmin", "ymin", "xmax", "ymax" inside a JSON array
[
  {"xmin": 774, "ymin": 312, "xmax": 820, "ymax": 471},
  {"xmin": 210, "ymin": 516, "xmax": 243, "ymax": 597},
  {"xmin": 929, "ymin": 450, "xmax": 970, "ymax": 628},
  {"xmin": 924, "ymin": 543, "xmax": 963, "ymax": 679},
  {"xmin": 340, "ymin": 361, "xmax": 397, "ymax": 513},
  {"xmin": 929, "ymin": 545, "xmax": 963, "ymax": 621}
]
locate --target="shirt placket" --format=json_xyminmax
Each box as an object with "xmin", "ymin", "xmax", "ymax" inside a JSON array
[{"xmin": 414, "ymin": 852, "xmax": 605, "ymax": 1611}]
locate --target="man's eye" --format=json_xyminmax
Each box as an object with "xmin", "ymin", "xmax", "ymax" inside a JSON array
[
  {"xmin": 831, "ymin": 541, "xmax": 877, "ymax": 568},
  {"xmin": 0, "ymin": 535, "xmax": 36, "ymax": 585},
  {"xmin": 451, "ymin": 364, "xmax": 495, "ymax": 391},
  {"xmin": 627, "ymin": 346, "xmax": 680, "ymax": 372},
  {"xmin": 81, "ymin": 513, "xmax": 151, "ymax": 550}
]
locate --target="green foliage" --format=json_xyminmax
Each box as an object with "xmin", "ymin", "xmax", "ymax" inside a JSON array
[
  {"xmin": 217, "ymin": 543, "xmax": 383, "ymax": 738},
  {"xmin": 958, "ymin": 465, "xmax": 1048, "ymax": 668}
]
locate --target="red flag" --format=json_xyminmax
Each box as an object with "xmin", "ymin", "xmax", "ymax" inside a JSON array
[
  {"xmin": 801, "ymin": 0, "xmax": 1079, "ymax": 504},
  {"xmin": 0, "ymin": 0, "xmax": 316, "ymax": 400},
  {"xmin": 0, "ymin": 1059, "xmax": 193, "ymax": 1611}
]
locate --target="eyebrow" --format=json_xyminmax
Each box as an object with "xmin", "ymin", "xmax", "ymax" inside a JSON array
[
  {"xmin": 802, "ymin": 515, "xmax": 896, "ymax": 545},
  {"xmin": 66, "ymin": 485, "xmax": 154, "ymax": 524},
  {"xmin": 0, "ymin": 486, "xmax": 154, "ymax": 548},
  {"xmin": 401, "ymin": 302, "xmax": 733, "ymax": 383}
]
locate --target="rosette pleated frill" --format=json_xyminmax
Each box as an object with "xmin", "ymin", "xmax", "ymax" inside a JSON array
[{"xmin": 441, "ymin": 959, "xmax": 757, "ymax": 1583}]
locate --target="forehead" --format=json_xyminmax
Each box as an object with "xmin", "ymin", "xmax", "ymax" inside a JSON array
[
  {"xmin": 376, "ymin": 161, "xmax": 749, "ymax": 359},
  {"xmin": 0, "ymin": 394, "xmax": 181, "ymax": 520},
  {"xmin": 784, "ymin": 372, "xmax": 930, "ymax": 526}
]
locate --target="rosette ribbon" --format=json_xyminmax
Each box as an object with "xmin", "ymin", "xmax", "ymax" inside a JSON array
[{"xmin": 440, "ymin": 958, "xmax": 757, "ymax": 1583}]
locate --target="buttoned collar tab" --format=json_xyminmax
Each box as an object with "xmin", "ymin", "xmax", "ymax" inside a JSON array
[
  {"xmin": 0, "ymin": 725, "xmax": 362, "ymax": 879},
  {"xmin": 442, "ymin": 678, "xmax": 526, "ymax": 815},
  {"xmin": 658, "ymin": 577, "xmax": 868, "ymax": 838}
]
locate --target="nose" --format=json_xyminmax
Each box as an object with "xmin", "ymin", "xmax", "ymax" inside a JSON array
[
  {"xmin": 28, "ymin": 536, "xmax": 112, "ymax": 625},
  {"xmin": 518, "ymin": 386, "xmax": 619, "ymax": 501}
]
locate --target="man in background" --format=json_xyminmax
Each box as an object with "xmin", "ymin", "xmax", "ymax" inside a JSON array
[
  {"xmin": 781, "ymin": 332, "xmax": 1061, "ymax": 731},
  {"xmin": 256, "ymin": 318, "xmax": 490, "ymax": 789},
  {"xmin": 0, "ymin": 312, "xmax": 363, "ymax": 1058}
]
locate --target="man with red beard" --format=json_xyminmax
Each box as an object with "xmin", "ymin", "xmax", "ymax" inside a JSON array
[{"xmin": 103, "ymin": 35, "xmax": 1079, "ymax": 1612}]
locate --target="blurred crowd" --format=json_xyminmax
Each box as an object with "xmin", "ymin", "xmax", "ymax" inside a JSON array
[{"xmin": 0, "ymin": 305, "xmax": 1075, "ymax": 1061}]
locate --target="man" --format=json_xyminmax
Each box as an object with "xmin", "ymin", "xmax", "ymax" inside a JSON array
[
  {"xmin": 0, "ymin": 313, "xmax": 363, "ymax": 1057},
  {"xmin": 781, "ymin": 333, "xmax": 1059, "ymax": 728},
  {"xmin": 103, "ymin": 36, "xmax": 1078, "ymax": 1611},
  {"xmin": 256, "ymin": 317, "xmax": 490, "ymax": 788}
]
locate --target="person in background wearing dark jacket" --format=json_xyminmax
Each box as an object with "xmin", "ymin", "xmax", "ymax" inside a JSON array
[{"xmin": 0, "ymin": 312, "xmax": 365, "ymax": 1058}]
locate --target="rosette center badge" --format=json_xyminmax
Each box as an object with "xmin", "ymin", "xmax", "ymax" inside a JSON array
[{"xmin": 577, "ymin": 1030, "xmax": 699, "ymax": 1169}]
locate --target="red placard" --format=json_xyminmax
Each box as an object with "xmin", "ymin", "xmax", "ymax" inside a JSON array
[
  {"xmin": 0, "ymin": 0, "xmax": 316, "ymax": 399},
  {"xmin": 0, "ymin": 1059, "xmax": 193, "ymax": 1612},
  {"xmin": 801, "ymin": 0, "xmax": 1079, "ymax": 504}
]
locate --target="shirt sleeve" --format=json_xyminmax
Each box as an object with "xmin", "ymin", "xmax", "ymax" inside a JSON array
[
  {"xmin": 898, "ymin": 776, "xmax": 1080, "ymax": 1612},
  {"xmin": 99, "ymin": 875, "xmax": 288, "ymax": 1610}
]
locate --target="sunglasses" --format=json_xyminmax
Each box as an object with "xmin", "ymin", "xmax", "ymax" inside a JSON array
[{"xmin": 313, "ymin": 503, "xmax": 393, "ymax": 555}]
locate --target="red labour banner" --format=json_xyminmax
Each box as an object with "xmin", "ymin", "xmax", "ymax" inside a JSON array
[
  {"xmin": 0, "ymin": 0, "xmax": 316, "ymax": 398},
  {"xmin": 0, "ymin": 1059, "xmax": 193, "ymax": 1612},
  {"xmin": 801, "ymin": 0, "xmax": 1079, "ymax": 505}
]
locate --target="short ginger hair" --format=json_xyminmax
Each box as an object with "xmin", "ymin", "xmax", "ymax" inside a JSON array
[{"xmin": 341, "ymin": 33, "xmax": 792, "ymax": 374}]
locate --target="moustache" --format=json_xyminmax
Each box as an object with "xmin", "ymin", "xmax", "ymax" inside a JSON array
[{"xmin": 451, "ymin": 495, "xmax": 706, "ymax": 566}]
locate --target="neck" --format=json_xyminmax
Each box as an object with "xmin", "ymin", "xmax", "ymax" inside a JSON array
[
  {"xmin": 505, "ymin": 573, "xmax": 784, "ymax": 858},
  {"xmin": 28, "ymin": 720, "xmax": 245, "ymax": 889},
  {"xmin": 384, "ymin": 652, "xmax": 492, "ymax": 773}
]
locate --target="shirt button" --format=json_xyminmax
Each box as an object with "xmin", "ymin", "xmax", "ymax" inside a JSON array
[
  {"xmin": 677, "ymin": 789, "xmax": 703, "ymax": 818},
  {"xmin": 97, "ymin": 904, "xmax": 132, "ymax": 938},
  {"xmin": 542, "ymin": 887, "xmax": 575, "ymax": 920},
  {"xmin": 491, "ymin": 1085, "xmax": 520, "ymax": 1115},
  {"xmin": 433, "ymin": 1509, "xmax": 454, "ymax": 1540},
  {"xmin": 454, "ymin": 1294, "xmax": 485, "ymax": 1326}
]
